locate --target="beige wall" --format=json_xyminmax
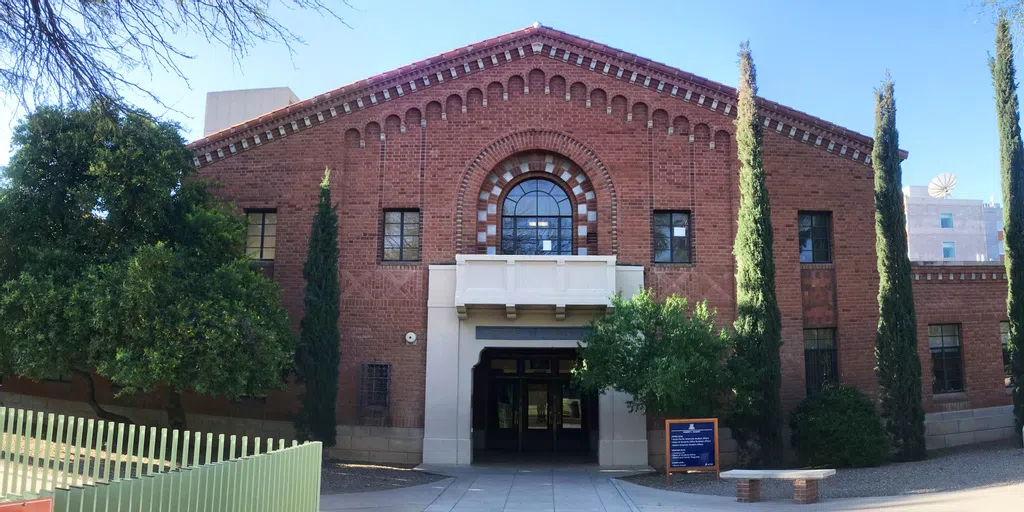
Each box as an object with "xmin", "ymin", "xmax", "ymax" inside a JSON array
[
  {"xmin": 203, "ymin": 87, "xmax": 300, "ymax": 136},
  {"xmin": 904, "ymin": 186, "xmax": 988, "ymax": 262}
]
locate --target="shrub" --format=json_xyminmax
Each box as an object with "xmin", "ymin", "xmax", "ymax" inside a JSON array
[{"xmin": 789, "ymin": 386, "xmax": 889, "ymax": 468}]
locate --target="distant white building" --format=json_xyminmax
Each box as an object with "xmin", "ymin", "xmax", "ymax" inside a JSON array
[
  {"xmin": 903, "ymin": 185, "xmax": 1003, "ymax": 262},
  {"xmin": 203, "ymin": 87, "xmax": 300, "ymax": 136},
  {"xmin": 983, "ymin": 197, "xmax": 1005, "ymax": 262}
]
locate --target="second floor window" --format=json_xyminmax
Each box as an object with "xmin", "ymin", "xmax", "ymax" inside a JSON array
[
  {"xmin": 653, "ymin": 211, "xmax": 692, "ymax": 263},
  {"xmin": 245, "ymin": 210, "xmax": 277, "ymax": 261},
  {"xmin": 799, "ymin": 212, "xmax": 832, "ymax": 263},
  {"xmin": 501, "ymin": 178, "xmax": 573, "ymax": 255},
  {"xmin": 1001, "ymin": 321, "xmax": 1011, "ymax": 387},
  {"xmin": 383, "ymin": 210, "xmax": 420, "ymax": 262},
  {"xmin": 929, "ymin": 324, "xmax": 964, "ymax": 394},
  {"xmin": 940, "ymin": 212, "xmax": 954, "ymax": 229},
  {"xmin": 942, "ymin": 241, "xmax": 956, "ymax": 259}
]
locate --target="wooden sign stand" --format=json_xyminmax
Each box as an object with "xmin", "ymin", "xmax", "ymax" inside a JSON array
[{"xmin": 664, "ymin": 418, "xmax": 720, "ymax": 484}]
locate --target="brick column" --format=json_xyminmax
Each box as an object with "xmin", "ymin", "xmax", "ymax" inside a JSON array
[
  {"xmin": 793, "ymin": 479, "xmax": 819, "ymax": 504},
  {"xmin": 736, "ymin": 479, "xmax": 761, "ymax": 503}
]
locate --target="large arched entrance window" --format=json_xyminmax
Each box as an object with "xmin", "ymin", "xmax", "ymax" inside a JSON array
[{"xmin": 501, "ymin": 178, "xmax": 573, "ymax": 255}]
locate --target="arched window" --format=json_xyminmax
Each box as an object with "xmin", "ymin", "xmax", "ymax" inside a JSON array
[{"xmin": 501, "ymin": 178, "xmax": 573, "ymax": 255}]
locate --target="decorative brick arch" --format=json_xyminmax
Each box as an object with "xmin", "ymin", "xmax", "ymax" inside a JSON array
[{"xmin": 456, "ymin": 130, "xmax": 618, "ymax": 254}]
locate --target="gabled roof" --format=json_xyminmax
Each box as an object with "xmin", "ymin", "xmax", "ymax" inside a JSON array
[{"xmin": 188, "ymin": 23, "xmax": 901, "ymax": 167}]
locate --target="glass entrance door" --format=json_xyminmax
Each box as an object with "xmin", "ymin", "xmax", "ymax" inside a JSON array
[
  {"xmin": 555, "ymin": 383, "xmax": 588, "ymax": 451},
  {"xmin": 479, "ymin": 349, "xmax": 593, "ymax": 456},
  {"xmin": 522, "ymin": 380, "xmax": 554, "ymax": 450},
  {"xmin": 488, "ymin": 379, "xmax": 519, "ymax": 451}
]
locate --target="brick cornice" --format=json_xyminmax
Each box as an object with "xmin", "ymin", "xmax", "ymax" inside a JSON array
[{"xmin": 188, "ymin": 24, "xmax": 899, "ymax": 169}]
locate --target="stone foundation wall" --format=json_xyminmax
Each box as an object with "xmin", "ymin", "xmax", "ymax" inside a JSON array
[
  {"xmin": 925, "ymin": 404, "xmax": 1017, "ymax": 450},
  {"xmin": 329, "ymin": 426, "xmax": 424, "ymax": 464}
]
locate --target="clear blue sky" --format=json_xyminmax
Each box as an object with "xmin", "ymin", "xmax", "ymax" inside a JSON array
[{"xmin": 0, "ymin": 0, "xmax": 1011, "ymax": 202}]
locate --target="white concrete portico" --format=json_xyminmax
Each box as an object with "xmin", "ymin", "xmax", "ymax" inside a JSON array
[{"xmin": 423, "ymin": 255, "xmax": 648, "ymax": 466}]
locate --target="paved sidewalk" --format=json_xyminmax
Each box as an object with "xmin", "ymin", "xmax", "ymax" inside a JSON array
[
  {"xmin": 319, "ymin": 465, "xmax": 1024, "ymax": 511},
  {"xmin": 319, "ymin": 465, "xmax": 645, "ymax": 512}
]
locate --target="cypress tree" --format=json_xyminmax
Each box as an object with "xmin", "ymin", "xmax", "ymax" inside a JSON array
[
  {"xmin": 731, "ymin": 41, "xmax": 785, "ymax": 467},
  {"xmin": 991, "ymin": 14, "xmax": 1024, "ymax": 442},
  {"xmin": 295, "ymin": 168, "xmax": 341, "ymax": 446},
  {"xmin": 872, "ymin": 76, "xmax": 926, "ymax": 461}
]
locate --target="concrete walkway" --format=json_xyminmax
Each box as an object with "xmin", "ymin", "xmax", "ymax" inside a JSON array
[{"xmin": 319, "ymin": 465, "xmax": 1023, "ymax": 512}]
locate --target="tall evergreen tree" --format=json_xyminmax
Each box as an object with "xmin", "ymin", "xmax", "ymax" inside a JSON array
[
  {"xmin": 991, "ymin": 14, "xmax": 1024, "ymax": 441},
  {"xmin": 729, "ymin": 41, "xmax": 785, "ymax": 467},
  {"xmin": 295, "ymin": 168, "xmax": 341, "ymax": 446},
  {"xmin": 872, "ymin": 77, "xmax": 927, "ymax": 460}
]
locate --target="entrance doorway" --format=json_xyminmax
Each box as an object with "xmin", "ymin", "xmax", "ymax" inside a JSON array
[{"xmin": 472, "ymin": 348, "xmax": 597, "ymax": 461}]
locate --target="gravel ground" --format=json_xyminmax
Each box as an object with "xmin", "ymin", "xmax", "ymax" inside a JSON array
[
  {"xmin": 623, "ymin": 440, "xmax": 1024, "ymax": 500},
  {"xmin": 320, "ymin": 460, "xmax": 447, "ymax": 494}
]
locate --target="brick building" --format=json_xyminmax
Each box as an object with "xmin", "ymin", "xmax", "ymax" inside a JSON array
[{"xmin": 3, "ymin": 24, "xmax": 1014, "ymax": 465}]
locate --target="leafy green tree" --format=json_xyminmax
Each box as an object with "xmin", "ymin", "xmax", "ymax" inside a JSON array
[
  {"xmin": 0, "ymin": 104, "xmax": 185, "ymax": 422},
  {"xmin": 294, "ymin": 169, "xmax": 341, "ymax": 446},
  {"xmin": 991, "ymin": 14, "xmax": 1024, "ymax": 441},
  {"xmin": 872, "ymin": 76, "xmax": 926, "ymax": 460},
  {"xmin": 91, "ymin": 243, "xmax": 294, "ymax": 429},
  {"xmin": 0, "ymin": 104, "xmax": 295, "ymax": 429},
  {"xmin": 573, "ymin": 289, "xmax": 733, "ymax": 419},
  {"xmin": 728, "ymin": 41, "xmax": 785, "ymax": 468}
]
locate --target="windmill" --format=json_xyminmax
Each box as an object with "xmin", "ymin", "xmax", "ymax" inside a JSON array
[{"xmin": 927, "ymin": 173, "xmax": 957, "ymax": 199}]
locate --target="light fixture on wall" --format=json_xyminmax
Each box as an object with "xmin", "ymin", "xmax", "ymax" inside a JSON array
[{"xmin": 405, "ymin": 332, "xmax": 418, "ymax": 345}]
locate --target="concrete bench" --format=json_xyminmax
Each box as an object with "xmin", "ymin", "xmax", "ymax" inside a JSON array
[{"xmin": 720, "ymin": 469, "xmax": 836, "ymax": 504}]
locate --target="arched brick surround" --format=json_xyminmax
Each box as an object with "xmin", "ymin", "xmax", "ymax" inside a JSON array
[
  {"xmin": 473, "ymin": 153, "xmax": 597, "ymax": 255},
  {"xmin": 457, "ymin": 130, "xmax": 618, "ymax": 254}
]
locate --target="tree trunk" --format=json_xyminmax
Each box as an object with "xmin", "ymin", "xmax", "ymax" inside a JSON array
[
  {"xmin": 73, "ymin": 370, "xmax": 133, "ymax": 425},
  {"xmin": 164, "ymin": 388, "xmax": 187, "ymax": 430}
]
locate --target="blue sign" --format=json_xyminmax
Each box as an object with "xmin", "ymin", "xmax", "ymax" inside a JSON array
[{"xmin": 668, "ymin": 421, "xmax": 717, "ymax": 469}]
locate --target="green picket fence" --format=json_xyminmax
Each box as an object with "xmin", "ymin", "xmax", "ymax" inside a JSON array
[{"xmin": 0, "ymin": 407, "xmax": 322, "ymax": 511}]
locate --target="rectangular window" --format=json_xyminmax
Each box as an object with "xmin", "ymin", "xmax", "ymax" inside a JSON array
[
  {"xmin": 245, "ymin": 210, "xmax": 277, "ymax": 261},
  {"xmin": 798, "ymin": 212, "xmax": 832, "ymax": 263},
  {"xmin": 929, "ymin": 324, "xmax": 964, "ymax": 394},
  {"xmin": 942, "ymin": 241, "xmax": 956, "ymax": 259},
  {"xmin": 804, "ymin": 328, "xmax": 838, "ymax": 394},
  {"xmin": 383, "ymin": 210, "xmax": 420, "ymax": 262},
  {"xmin": 1001, "ymin": 321, "xmax": 1011, "ymax": 388},
  {"xmin": 940, "ymin": 212, "xmax": 954, "ymax": 229},
  {"xmin": 653, "ymin": 211, "xmax": 691, "ymax": 263},
  {"xmin": 359, "ymin": 362, "xmax": 392, "ymax": 426}
]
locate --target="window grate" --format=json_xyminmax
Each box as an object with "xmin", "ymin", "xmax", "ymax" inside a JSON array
[
  {"xmin": 359, "ymin": 362, "xmax": 392, "ymax": 426},
  {"xmin": 803, "ymin": 328, "xmax": 838, "ymax": 394}
]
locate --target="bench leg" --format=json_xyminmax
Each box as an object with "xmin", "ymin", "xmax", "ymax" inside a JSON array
[
  {"xmin": 736, "ymin": 479, "xmax": 761, "ymax": 503},
  {"xmin": 793, "ymin": 479, "xmax": 819, "ymax": 504}
]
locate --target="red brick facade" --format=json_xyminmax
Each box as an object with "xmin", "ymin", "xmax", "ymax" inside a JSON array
[{"xmin": 4, "ymin": 25, "xmax": 1010, "ymax": 429}]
